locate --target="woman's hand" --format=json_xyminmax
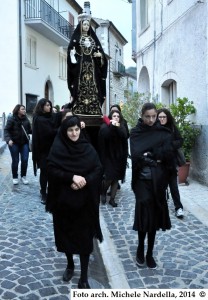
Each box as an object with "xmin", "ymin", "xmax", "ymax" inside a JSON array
[
  {"xmin": 71, "ymin": 183, "xmax": 79, "ymax": 190},
  {"xmin": 8, "ymin": 140, "xmax": 13, "ymax": 146},
  {"xmin": 110, "ymin": 120, "xmax": 120, "ymax": 127},
  {"xmin": 72, "ymin": 175, "xmax": 86, "ymax": 189}
]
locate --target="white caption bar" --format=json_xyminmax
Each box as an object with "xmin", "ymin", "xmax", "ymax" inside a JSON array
[{"xmin": 71, "ymin": 289, "xmax": 208, "ymax": 300}]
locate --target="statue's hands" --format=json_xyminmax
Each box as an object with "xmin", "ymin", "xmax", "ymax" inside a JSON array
[
  {"xmin": 70, "ymin": 47, "xmax": 76, "ymax": 55},
  {"xmin": 93, "ymin": 50, "xmax": 102, "ymax": 57},
  {"xmin": 70, "ymin": 47, "xmax": 77, "ymax": 64},
  {"xmin": 80, "ymin": 121, "xmax": 86, "ymax": 129}
]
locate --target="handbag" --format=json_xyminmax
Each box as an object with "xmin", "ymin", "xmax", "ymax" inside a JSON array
[
  {"xmin": 21, "ymin": 125, "xmax": 32, "ymax": 152},
  {"xmin": 176, "ymin": 148, "xmax": 186, "ymax": 166},
  {"xmin": 139, "ymin": 166, "xmax": 152, "ymax": 180}
]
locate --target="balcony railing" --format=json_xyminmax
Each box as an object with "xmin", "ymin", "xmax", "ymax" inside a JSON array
[
  {"xmin": 25, "ymin": 0, "xmax": 74, "ymax": 46},
  {"xmin": 113, "ymin": 61, "xmax": 126, "ymax": 77}
]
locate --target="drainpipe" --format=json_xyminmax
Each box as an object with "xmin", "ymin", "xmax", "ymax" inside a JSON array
[
  {"xmin": 152, "ymin": 0, "xmax": 156, "ymax": 98},
  {"xmin": 19, "ymin": 0, "xmax": 23, "ymax": 104},
  {"xmin": 107, "ymin": 22, "xmax": 112, "ymax": 114}
]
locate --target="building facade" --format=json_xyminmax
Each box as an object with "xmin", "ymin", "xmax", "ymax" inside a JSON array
[
  {"xmin": 0, "ymin": 0, "xmax": 83, "ymax": 115},
  {"xmin": 133, "ymin": 0, "xmax": 208, "ymax": 185},
  {"xmin": 0, "ymin": 0, "xmax": 129, "ymax": 119},
  {"xmin": 94, "ymin": 18, "xmax": 127, "ymax": 115}
]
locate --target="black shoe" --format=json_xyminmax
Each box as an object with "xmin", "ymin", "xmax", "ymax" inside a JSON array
[
  {"xmin": 136, "ymin": 253, "xmax": 145, "ymax": 267},
  {"xmin": 101, "ymin": 194, "xmax": 107, "ymax": 204},
  {"xmin": 41, "ymin": 194, "xmax": 47, "ymax": 205},
  {"xmin": 117, "ymin": 183, "xmax": 121, "ymax": 190},
  {"xmin": 109, "ymin": 199, "xmax": 117, "ymax": 207},
  {"xmin": 146, "ymin": 256, "xmax": 157, "ymax": 269},
  {"xmin": 63, "ymin": 268, "xmax": 74, "ymax": 282},
  {"xmin": 78, "ymin": 279, "xmax": 91, "ymax": 289}
]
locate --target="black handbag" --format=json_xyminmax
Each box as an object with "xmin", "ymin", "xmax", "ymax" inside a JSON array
[
  {"xmin": 176, "ymin": 148, "xmax": 186, "ymax": 166},
  {"xmin": 139, "ymin": 166, "xmax": 152, "ymax": 180}
]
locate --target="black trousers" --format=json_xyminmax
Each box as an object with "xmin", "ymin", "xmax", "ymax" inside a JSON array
[{"xmin": 168, "ymin": 172, "xmax": 183, "ymax": 211}]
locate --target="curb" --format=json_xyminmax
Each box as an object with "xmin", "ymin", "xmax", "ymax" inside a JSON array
[{"xmin": 98, "ymin": 213, "xmax": 130, "ymax": 289}]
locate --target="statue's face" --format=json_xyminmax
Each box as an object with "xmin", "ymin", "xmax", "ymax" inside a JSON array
[{"xmin": 82, "ymin": 20, "xmax": 90, "ymax": 33}]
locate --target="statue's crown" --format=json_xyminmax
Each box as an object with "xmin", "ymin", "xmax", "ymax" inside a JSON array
[{"xmin": 78, "ymin": 12, "xmax": 91, "ymax": 23}]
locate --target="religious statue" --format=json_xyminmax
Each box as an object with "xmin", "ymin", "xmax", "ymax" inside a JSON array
[{"xmin": 67, "ymin": 13, "xmax": 108, "ymax": 117}]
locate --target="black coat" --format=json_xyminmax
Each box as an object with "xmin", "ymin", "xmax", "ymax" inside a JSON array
[
  {"xmin": 32, "ymin": 112, "xmax": 62, "ymax": 175},
  {"xmin": 47, "ymin": 119, "xmax": 103, "ymax": 254},
  {"xmin": 130, "ymin": 119, "xmax": 175, "ymax": 232},
  {"xmin": 162, "ymin": 123, "xmax": 183, "ymax": 169},
  {"xmin": 4, "ymin": 115, "xmax": 31, "ymax": 145},
  {"xmin": 98, "ymin": 122, "xmax": 128, "ymax": 182}
]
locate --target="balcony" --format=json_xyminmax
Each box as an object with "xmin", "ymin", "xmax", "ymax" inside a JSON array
[
  {"xmin": 24, "ymin": 0, "xmax": 73, "ymax": 47},
  {"xmin": 113, "ymin": 61, "xmax": 126, "ymax": 77}
]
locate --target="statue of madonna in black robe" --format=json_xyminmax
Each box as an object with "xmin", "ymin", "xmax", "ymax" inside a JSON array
[{"xmin": 67, "ymin": 16, "xmax": 108, "ymax": 117}]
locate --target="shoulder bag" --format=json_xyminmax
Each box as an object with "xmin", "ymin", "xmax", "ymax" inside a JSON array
[
  {"xmin": 22, "ymin": 125, "xmax": 32, "ymax": 152},
  {"xmin": 176, "ymin": 148, "xmax": 186, "ymax": 166}
]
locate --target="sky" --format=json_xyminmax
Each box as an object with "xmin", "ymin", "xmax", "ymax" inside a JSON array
[{"xmin": 75, "ymin": 0, "xmax": 136, "ymax": 68}]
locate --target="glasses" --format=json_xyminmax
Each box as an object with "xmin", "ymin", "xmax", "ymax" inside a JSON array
[{"xmin": 158, "ymin": 116, "xmax": 167, "ymax": 119}]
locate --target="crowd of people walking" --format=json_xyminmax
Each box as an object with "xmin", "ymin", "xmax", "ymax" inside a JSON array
[{"xmin": 4, "ymin": 100, "xmax": 184, "ymax": 287}]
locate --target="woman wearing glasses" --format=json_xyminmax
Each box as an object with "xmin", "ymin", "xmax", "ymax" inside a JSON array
[
  {"xmin": 157, "ymin": 108, "xmax": 184, "ymax": 218},
  {"xmin": 130, "ymin": 103, "xmax": 175, "ymax": 269}
]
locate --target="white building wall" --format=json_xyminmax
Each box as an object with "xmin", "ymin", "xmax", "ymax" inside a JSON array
[
  {"xmin": 136, "ymin": 0, "xmax": 208, "ymax": 184},
  {"xmin": 0, "ymin": 0, "xmax": 20, "ymax": 114},
  {"xmin": 23, "ymin": 27, "xmax": 69, "ymax": 105},
  {"xmin": 0, "ymin": 0, "xmax": 79, "ymax": 115}
]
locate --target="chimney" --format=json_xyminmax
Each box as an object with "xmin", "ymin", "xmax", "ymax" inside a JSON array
[{"xmin": 83, "ymin": 1, "xmax": 91, "ymax": 15}]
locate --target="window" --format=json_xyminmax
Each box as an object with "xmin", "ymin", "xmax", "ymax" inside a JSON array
[
  {"xmin": 161, "ymin": 79, "xmax": 177, "ymax": 106},
  {"xmin": 140, "ymin": 0, "xmax": 148, "ymax": 31},
  {"xmin": 26, "ymin": 35, "xmax": 37, "ymax": 67},
  {"xmin": 59, "ymin": 53, "xmax": 67, "ymax": 79},
  {"xmin": 26, "ymin": 94, "xmax": 37, "ymax": 114}
]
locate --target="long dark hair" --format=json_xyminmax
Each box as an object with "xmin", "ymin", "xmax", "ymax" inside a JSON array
[
  {"xmin": 157, "ymin": 108, "xmax": 177, "ymax": 130},
  {"xmin": 33, "ymin": 98, "xmax": 52, "ymax": 115},
  {"xmin": 13, "ymin": 104, "xmax": 25, "ymax": 116}
]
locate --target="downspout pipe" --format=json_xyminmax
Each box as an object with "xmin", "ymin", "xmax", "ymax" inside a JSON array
[
  {"xmin": 107, "ymin": 22, "xmax": 112, "ymax": 115},
  {"xmin": 19, "ymin": 0, "xmax": 23, "ymax": 104},
  {"xmin": 152, "ymin": 0, "xmax": 156, "ymax": 98}
]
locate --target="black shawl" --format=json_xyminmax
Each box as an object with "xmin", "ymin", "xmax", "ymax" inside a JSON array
[
  {"xmin": 46, "ymin": 117, "xmax": 103, "ymax": 242},
  {"xmin": 130, "ymin": 119, "xmax": 175, "ymax": 191},
  {"xmin": 32, "ymin": 112, "xmax": 62, "ymax": 175}
]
